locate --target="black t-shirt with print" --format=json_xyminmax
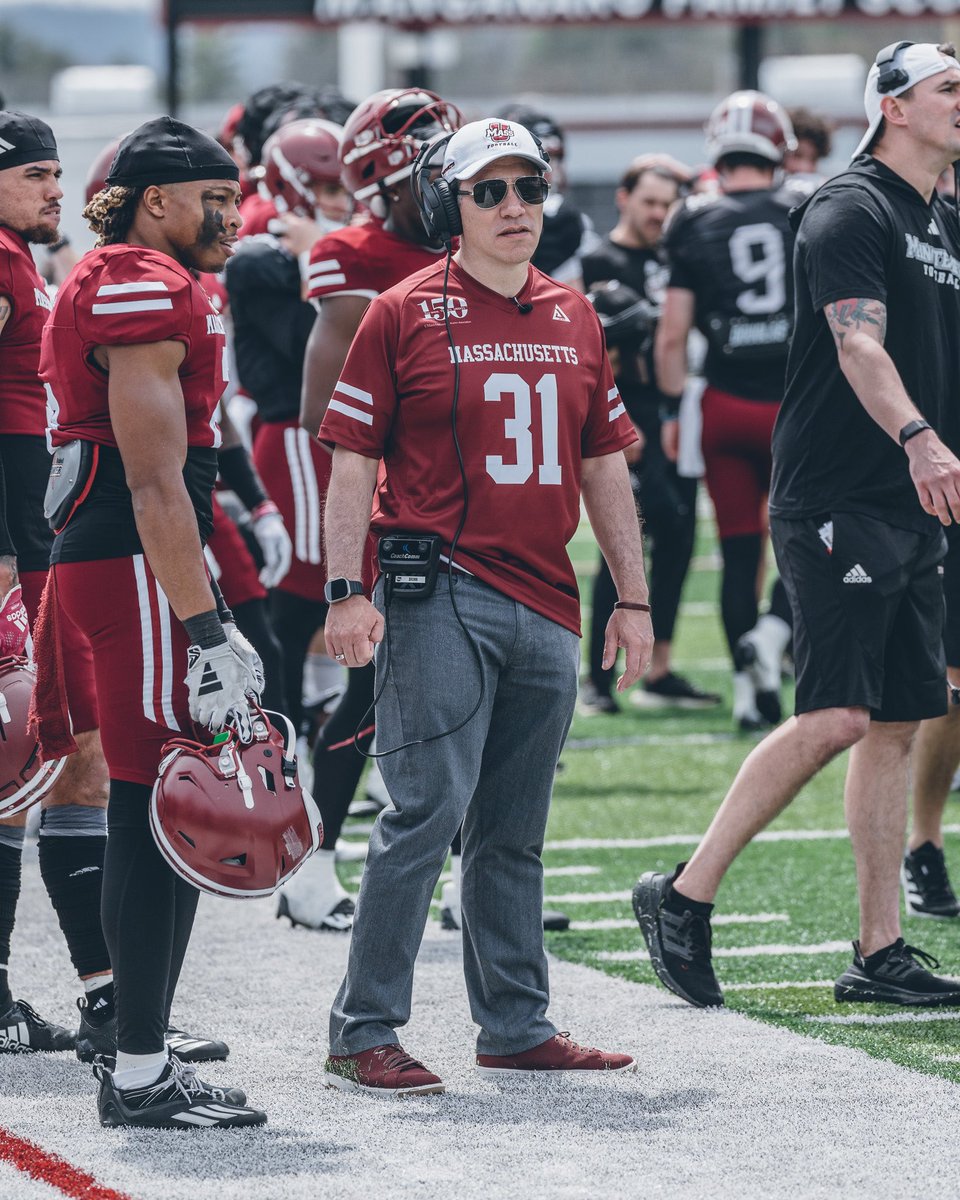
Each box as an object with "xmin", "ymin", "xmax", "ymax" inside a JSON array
[{"xmin": 770, "ymin": 156, "xmax": 960, "ymax": 533}]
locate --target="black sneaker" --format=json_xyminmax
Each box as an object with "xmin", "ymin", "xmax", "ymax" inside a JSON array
[
  {"xmin": 901, "ymin": 843, "xmax": 960, "ymax": 919},
  {"xmin": 96, "ymin": 1055, "xmax": 265, "ymax": 1129},
  {"xmin": 632, "ymin": 866, "xmax": 723, "ymax": 1008},
  {"xmin": 577, "ymin": 682, "xmax": 619, "ymax": 716},
  {"xmin": 0, "ymin": 999, "xmax": 76, "ymax": 1053},
  {"xmin": 637, "ymin": 672, "xmax": 722, "ymax": 710},
  {"xmin": 834, "ymin": 939, "xmax": 960, "ymax": 1005},
  {"xmin": 77, "ymin": 1002, "xmax": 229, "ymax": 1066}
]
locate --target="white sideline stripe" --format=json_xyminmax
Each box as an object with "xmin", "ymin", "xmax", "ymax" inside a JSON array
[
  {"xmin": 334, "ymin": 381, "xmax": 373, "ymax": 406},
  {"xmin": 566, "ymin": 732, "xmax": 743, "ymax": 751},
  {"xmin": 723, "ymin": 980, "xmax": 833, "ymax": 992},
  {"xmin": 132, "ymin": 554, "xmax": 156, "ymax": 724},
  {"xmin": 933, "ymin": 1054, "xmax": 960, "ymax": 1062},
  {"xmin": 810, "ymin": 1010, "xmax": 960, "ymax": 1026},
  {"xmin": 91, "ymin": 298, "xmax": 174, "ymax": 314},
  {"xmin": 596, "ymin": 941, "xmax": 851, "ymax": 963},
  {"xmin": 96, "ymin": 281, "xmax": 169, "ymax": 295},
  {"xmin": 328, "ymin": 398, "xmax": 374, "ymax": 426},
  {"xmin": 572, "ymin": 913, "xmax": 788, "ymax": 930},
  {"xmin": 544, "ymin": 826, "xmax": 960, "ymax": 852},
  {"xmin": 681, "ymin": 600, "xmax": 723, "ymax": 615}
]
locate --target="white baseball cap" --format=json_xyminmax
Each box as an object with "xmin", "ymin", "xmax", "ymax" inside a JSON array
[
  {"xmin": 441, "ymin": 118, "xmax": 550, "ymax": 181},
  {"xmin": 854, "ymin": 41, "xmax": 960, "ymax": 158}
]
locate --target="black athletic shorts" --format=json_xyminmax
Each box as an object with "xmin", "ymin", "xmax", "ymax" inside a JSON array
[
  {"xmin": 0, "ymin": 433, "xmax": 54, "ymax": 573},
  {"xmin": 942, "ymin": 524, "xmax": 960, "ymax": 668},
  {"xmin": 771, "ymin": 511, "xmax": 947, "ymax": 723}
]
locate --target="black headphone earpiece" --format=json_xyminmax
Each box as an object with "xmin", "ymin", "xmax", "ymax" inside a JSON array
[
  {"xmin": 412, "ymin": 133, "xmax": 461, "ymax": 249},
  {"xmin": 875, "ymin": 41, "xmax": 915, "ymax": 94}
]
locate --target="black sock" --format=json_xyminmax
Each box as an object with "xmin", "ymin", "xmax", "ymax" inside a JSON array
[
  {"xmin": 85, "ymin": 980, "xmax": 115, "ymax": 1025},
  {"xmin": 0, "ymin": 839, "xmax": 23, "ymax": 1009},
  {"xmin": 664, "ymin": 864, "xmax": 714, "ymax": 918},
  {"xmin": 38, "ymin": 828, "xmax": 111, "ymax": 979}
]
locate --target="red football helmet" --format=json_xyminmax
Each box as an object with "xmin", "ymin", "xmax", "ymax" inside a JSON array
[
  {"xmin": 0, "ymin": 656, "xmax": 67, "ymax": 817},
  {"xmin": 84, "ymin": 137, "xmax": 123, "ymax": 205},
  {"xmin": 704, "ymin": 91, "xmax": 797, "ymax": 167},
  {"xmin": 260, "ymin": 118, "xmax": 344, "ymax": 218},
  {"xmin": 150, "ymin": 709, "xmax": 323, "ymax": 900},
  {"xmin": 340, "ymin": 88, "xmax": 461, "ymax": 202}
]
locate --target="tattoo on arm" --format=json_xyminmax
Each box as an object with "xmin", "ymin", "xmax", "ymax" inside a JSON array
[{"xmin": 824, "ymin": 298, "xmax": 887, "ymax": 351}]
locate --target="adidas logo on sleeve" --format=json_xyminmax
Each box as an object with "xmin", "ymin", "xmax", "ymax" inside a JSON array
[{"xmin": 842, "ymin": 563, "xmax": 872, "ymax": 584}]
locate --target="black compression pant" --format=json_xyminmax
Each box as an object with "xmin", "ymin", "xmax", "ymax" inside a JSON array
[
  {"xmin": 588, "ymin": 458, "xmax": 697, "ymax": 696},
  {"xmin": 269, "ymin": 589, "xmax": 326, "ymax": 734},
  {"xmin": 100, "ymin": 781, "xmax": 199, "ymax": 1055},
  {"xmin": 232, "ymin": 597, "xmax": 286, "ymax": 714},
  {"xmin": 719, "ymin": 533, "xmax": 762, "ymax": 658},
  {"xmin": 311, "ymin": 664, "xmax": 375, "ymax": 848}
]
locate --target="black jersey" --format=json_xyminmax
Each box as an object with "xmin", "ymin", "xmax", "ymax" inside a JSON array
[
  {"xmin": 770, "ymin": 157, "xmax": 960, "ymax": 533},
  {"xmin": 224, "ymin": 234, "xmax": 317, "ymax": 424},
  {"xmin": 664, "ymin": 182, "xmax": 810, "ymax": 402}
]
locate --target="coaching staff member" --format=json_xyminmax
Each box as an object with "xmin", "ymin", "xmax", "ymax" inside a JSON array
[
  {"xmin": 636, "ymin": 42, "xmax": 960, "ymax": 1009},
  {"xmin": 320, "ymin": 118, "xmax": 651, "ymax": 1094},
  {"xmin": 36, "ymin": 118, "xmax": 266, "ymax": 1128}
]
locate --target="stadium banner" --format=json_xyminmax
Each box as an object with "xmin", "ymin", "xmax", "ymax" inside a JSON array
[{"xmin": 169, "ymin": 0, "xmax": 960, "ymax": 22}]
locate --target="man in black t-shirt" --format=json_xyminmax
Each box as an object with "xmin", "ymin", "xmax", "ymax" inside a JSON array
[
  {"xmin": 580, "ymin": 157, "xmax": 719, "ymax": 714},
  {"xmin": 635, "ymin": 42, "xmax": 960, "ymax": 1010},
  {"xmin": 655, "ymin": 91, "xmax": 806, "ymax": 732}
]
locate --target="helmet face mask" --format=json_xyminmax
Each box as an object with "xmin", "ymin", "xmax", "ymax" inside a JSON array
[
  {"xmin": 150, "ymin": 708, "xmax": 323, "ymax": 900},
  {"xmin": 705, "ymin": 90, "xmax": 798, "ymax": 167},
  {"xmin": 340, "ymin": 88, "xmax": 461, "ymax": 202}
]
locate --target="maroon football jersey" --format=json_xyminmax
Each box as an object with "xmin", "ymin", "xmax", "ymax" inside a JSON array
[
  {"xmin": 0, "ymin": 228, "xmax": 52, "ymax": 437},
  {"xmin": 319, "ymin": 259, "xmax": 636, "ymax": 635},
  {"xmin": 41, "ymin": 245, "xmax": 227, "ymax": 452},
  {"xmin": 238, "ymin": 192, "xmax": 277, "ymax": 240},
  {"xmin": 305, "ymin": 223, "xmax": 445, "ymax": 304}
]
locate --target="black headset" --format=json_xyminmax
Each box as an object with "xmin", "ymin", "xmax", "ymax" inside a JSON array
[
  {"xmin": 411, "ymin": 127, "xmax": 551, "ymax": 250},
  {"xmin": 875, "ymin": 41, "xmax": 915, "ymax": 94}
]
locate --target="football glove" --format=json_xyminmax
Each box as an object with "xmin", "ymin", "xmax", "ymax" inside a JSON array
[
  {"xmin": 223, "ymin": 622, "xmax": 265, "ymax": 698},
  {"xmin": 251, "ymin": 501, "xmax": 292, "ymax": 589},
  {"xmin": 185, "ymin": 642, "xmax": 259, "ymax": 743},
  {"xmin": 0, "ymin": 585, "xmax": 29, "ymax": 657}
]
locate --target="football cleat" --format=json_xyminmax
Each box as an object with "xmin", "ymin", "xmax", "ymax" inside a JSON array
[
  {"xmin": 901, "ymin": 843, "xmax": 960, "ymax": 919},
  {"xmin": 834, "ymin": 939, "xmax": 960, "ymax": 1006},
  {"xmin": 76, "ymin": 997, "xmax": 230, "ymax": 1066},
  {"xmin": 734, "ymin": 632, "xmax": 782, "ymax": 726},
  {"xmin": 275, "ymin": 851, "xmax": 355, "ymax": 931},
  {"xmin": 439, "ymin": 881, "xmax": 570, "ymax": 933},
  {"xmin": 637, "ymin": 672, "xmax": 721, "ymax": 711},
  {"xmin": 96, "ymin": 1055, "xmax": 265, "ymax": 1129},
  {"xmin": 0, "ymin": 998, "xmax": 75, "ymax": 1054}
]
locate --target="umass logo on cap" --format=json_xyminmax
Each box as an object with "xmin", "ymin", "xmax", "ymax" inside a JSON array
[{"xmin": 485, "ymin": 121, "xmax": 513, "ymax": 143}]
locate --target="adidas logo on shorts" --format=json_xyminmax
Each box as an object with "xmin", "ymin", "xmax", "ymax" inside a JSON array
[{"xmin": 843, "ymin": 563, "xmax": 872, "ymax": 584}]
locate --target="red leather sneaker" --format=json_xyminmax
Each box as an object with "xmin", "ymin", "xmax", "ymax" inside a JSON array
[
  {"xmin": 476, "ymin": 1032, "xmax": 635, "ymax": 1077},
  {"xmin": 324, "ymin": 1043, "xmax": 445, "ymax": 1096}
]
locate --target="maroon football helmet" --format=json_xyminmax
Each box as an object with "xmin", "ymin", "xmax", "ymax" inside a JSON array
[
  {"xmin": 0, "ymin": 656, "xmax": 67, "ymax": 817},
  {"xmin": 704, "ymin": 91, "xmax": 797, "ymax": 167},
  {"xmin": 260, "ymin": 118, "xmax": 344, "ymax": 218},
  {"xmin": 150, "ymin": 708, "xmax": 323, "ymax": 900},
  {"xmin": 340, "ymin": 87, "xmax": 461, "ymax": 202},
  {"xmin": 84, "ymin": 137, "xmax": 124, "ymax": 205}
]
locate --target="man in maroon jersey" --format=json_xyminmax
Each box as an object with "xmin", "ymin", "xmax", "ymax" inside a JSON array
[
  {"xmin": 321, "ymin": 118, "xmax": 653, "ymax": 1095},
  {"xmin": 36, "ymin": 117, "xmax": 266, "ymax": 1129},
  {"xmin": 269, "ymin": 88, "xmax": 460, "ymax": 933}
]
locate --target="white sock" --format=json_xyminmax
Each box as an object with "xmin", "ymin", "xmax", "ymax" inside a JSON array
[
  {"xmin": 756, "ymin": 614, "xmax": 791, "ymax": 663},
  {"xmin": 449, "ymin": 853, "xmax": 462, "ymax": 891},
  {"xmin": 112, "ymin": 1050, "xmax": 169, "ymax": 1090},
  {"xmin": 83, "ymin": 972, "xmax": 113, "ymax": 994},
  {"xmin": 732, "ymin": 671, "xmax": 759, "ymax": 720}
]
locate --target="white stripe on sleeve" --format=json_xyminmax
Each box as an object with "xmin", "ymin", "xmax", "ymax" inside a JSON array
[
  {"xmin": 608, "ymin": 402, "xmax": 627, "ymax": 422},
  {"xmin": 327, "ymin": 399, "xmax": 374, "ymax": 426},
  {"xmin": 334, "ymin": 381, "xmax": 373, "ymax": 406},
  {"xmin": 96, "ymin": 281, "xmax": 170, "ymax": 296},
  {"xmin": 91, "ymin": 299, "xmax": 175, "ymax": 315}
]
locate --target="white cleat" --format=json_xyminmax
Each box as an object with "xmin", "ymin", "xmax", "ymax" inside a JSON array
[{"xmin": 276, "ymin": 850, "xmax": 354, "ymax": 931}]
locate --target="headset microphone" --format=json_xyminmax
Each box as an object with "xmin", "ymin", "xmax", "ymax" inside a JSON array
[{"xmin": 512, "ymin": 297, "xmax": 533, "ymax": 315}]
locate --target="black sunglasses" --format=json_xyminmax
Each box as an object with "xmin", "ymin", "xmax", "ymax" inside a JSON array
[{"xmin": 457, "ymin": 176, "xmax": 549, "ymax": 209}]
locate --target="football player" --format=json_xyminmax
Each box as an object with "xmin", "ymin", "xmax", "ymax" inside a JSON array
[
  {"xmin": 34, "ymin": 117, "xmax": 266, "ymax": 1128},
  {"xmin": 655, "ymin": 92, "xmax": 803, "ymax": 730}
]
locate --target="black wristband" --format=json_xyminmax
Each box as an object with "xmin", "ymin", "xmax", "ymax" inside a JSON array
[
  {"xmin": 217, "ymin": 444, "xmax": 268, "ymax": 512},
  {"xmin": 658, "ymin": 393, "xmax": 683, "ymax": 421},
  {"xmin": 898, "ymin": 419, "xmax": 932, "ymax": 448},
  {"xmin": 183, "ymin": 609, "xmax": 227, "ymax": 649}
]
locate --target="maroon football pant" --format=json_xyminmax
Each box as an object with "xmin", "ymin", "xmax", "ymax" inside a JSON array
[
  {"xmin": 700, "ymin": 386, "xmax": 779, "ymax": 540},
  {"xmin": 21, "ymin": 568, "xmax": 99, "ymax": 736}
]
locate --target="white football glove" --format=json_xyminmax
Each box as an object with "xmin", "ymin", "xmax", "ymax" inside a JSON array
[
  {"xmin": 185, "ymin": 642, "xmax": 259, "ymax": 743},
  {"xmin": 223, "ymin": 622, "xmax": 265, "ymax": 698},
  {"xmin": 251, "ymin": 502, "xmax": 292, "ymax": 589}
]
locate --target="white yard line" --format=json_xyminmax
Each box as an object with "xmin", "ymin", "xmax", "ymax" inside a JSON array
[
  {"xmin": 545, "ymin": 826, "xmax": 960, "ymax": 852},
  {"xmin": 596, "ymin": 941, "xmax": 851, "ymax": 963},
  {"xmin": 809, "ymin": 1009, "xmax": 960, "ymax": 1026},
  {"xmin": 572, "ymin": 914, "xmax": 788, "ymax": 931},
  {"xmin": 723, "ymin": 980, "xmax": 834, "ymax": 992}
]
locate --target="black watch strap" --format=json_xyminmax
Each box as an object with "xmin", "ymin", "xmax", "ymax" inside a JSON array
[
  {"xmin": 324, "ymin": 577, "xmax": 364, "ymax": 604},
  {"xmin": 899, "ymin": 418, "xmax": 932, "ymax": 447}
]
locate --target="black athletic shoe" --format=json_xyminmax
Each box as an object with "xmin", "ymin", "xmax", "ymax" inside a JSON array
[
  {"xmin": 577, "ymin": 682, "xmax": 619, "ymax": 716},
  {"xmin": 901, "ymin": 843, "xmax": 960, "ymax": 919},
  {"xmin": 77, "ymin": 1002, "xmax": 229, "ymax": 1066},
  {"xmin": 632, "ymin": 866, "xmax": 723, "ymax": 1008},
  {"xmin": 96, "ymin": 1056, "xmax": 265, "ymax": 1129},
  {"xmin": 0, "ymin": 999, "xmax": 76, "ymax": 1054},
  {"xmin": 543, "ymin": 909, "xmax": 571, "ymax": 932},
  {"xmin": 834, "ymin": 939, "xmax": 960, "ymax": 1006},
  {"xmin": 638, "ymin": 672, "xmax": 721, "ymax": 710}
]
